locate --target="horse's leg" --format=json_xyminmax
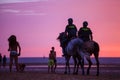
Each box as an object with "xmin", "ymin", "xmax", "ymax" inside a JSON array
[
  {"xmin": 75, "ymin": 57, "xmax": 80, "ymax": 75},
  {"xmin": 64, "ymin": 62, "xmax": 67, "ymax": 74},
  {"xmin": 54, "ymin": 62, "xmax": 57, "ymax": 73},
  {"xmin": 94, "ymin": 52, "xmax": 99, "ymax": 76},
  {"xmin": 72, "ymin": 56, "xmax": 77, "ymax": 74},
  {"xmin": 86, "ymin": 55, "xmax": 92, "ymax": 75},
  {"xmin": 67, "ymin": 56, "xmax": 71, "ymax": 74},
  {"xmin": 74, "ymin": 54, "xmax": 83, "ymax": 75},
  {"xmin": 64, "ymin": 56, "xmax": 70, "ymax": 74},
  {"xmin": 64, "ymin": 57, "xmax": 68, "ymax": 74},
  {"xmin": 68, "ymin": 59, "xmax": 70, "ymax": 74},
  {"xmin": 79, "ymin": 58, "xmax": 85, "ymax": 75}
]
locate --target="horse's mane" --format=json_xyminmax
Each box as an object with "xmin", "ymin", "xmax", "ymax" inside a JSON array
[{"xmin": 57, "ymin": 32, "xmax": 66, "ymax": 40}]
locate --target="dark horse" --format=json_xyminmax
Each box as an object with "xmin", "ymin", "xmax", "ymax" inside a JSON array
[{"xmin": 57, "ymin": 32, "xmax": 100, "ymax": 76}]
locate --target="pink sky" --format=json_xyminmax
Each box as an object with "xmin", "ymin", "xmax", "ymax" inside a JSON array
[{"xmin": 0, "ymin": 0, "xmax": 120, "ymax": 57}]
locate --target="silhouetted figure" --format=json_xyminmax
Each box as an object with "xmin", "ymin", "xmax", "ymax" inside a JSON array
[
  {"xmin": 8, "ymin": 35, "xmax": 21, "ymax": 72},
  {"xmin": 48, "ymin": 51, "xmax": 54, "ymax": 73},
  {"xmin": 78, "ymin": 21, "xmax": 93, "ymax": 42},
  {"xmin": 65, "ymin": 18, "xmax": 77, "ymax": 41},
  {"xmin": 63, "ymin": 18, "xmax": 77, "ymax": 57},
  {"xmin": 48, "ymin": 47, "xmax": 57, "ymax": 73},
  {"xmin": 57, "ymin": 32, "xmax": 100, "ymax": 76},
  {"xmin": 0, "ymin": 53, "xmax": 2, "ymax": 68},
  {"xmin": 18, "ymin": 63, "xmax": 26, "ymax": 72},
  {"xmin": 3, "ymin": 55, "xmax": 7, "ymax": 68}
]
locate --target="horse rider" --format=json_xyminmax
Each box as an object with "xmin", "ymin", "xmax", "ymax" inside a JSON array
[
  {"xmin": 78, "ymin": 21, "xmax": 93, "ymax": 53},
  {"xmin": 78, "ymin": 21, "xmax": 93, "ymax": 42},
  {"xmin": 63, "ymin": 18, "xmax": 78, "ymax": 57},
  {"xmin": 65, "ymin": 18, "xmax": 77, "ymax": 41}
]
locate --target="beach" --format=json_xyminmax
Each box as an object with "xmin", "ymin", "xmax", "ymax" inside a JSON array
[{"xmin": 0, "ymin": 64, "xmax": 120, "ymax": 80}]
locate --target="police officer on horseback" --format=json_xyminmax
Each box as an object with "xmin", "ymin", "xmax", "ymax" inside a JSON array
[
  {"xmin": 78, "ymin": 21, "xmax": 93, "ymax": 42},
  {"xmin": 62, "ymin": 18, "xmax": 77, "ymax": 57},
  {"xmin": 78, "ymin": 21, "xmax": 93, "ymax": 54},
  {"xmin": 65, "ymin": 18, "xmax": 77, "ymax": 42}
]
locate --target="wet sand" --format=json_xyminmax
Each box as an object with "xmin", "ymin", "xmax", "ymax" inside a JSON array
[{"xmin": 0, "ymin": 64, "xmax": 120, "ymax": 80}]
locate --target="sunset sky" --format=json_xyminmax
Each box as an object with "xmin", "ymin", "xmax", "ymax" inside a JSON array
[{"xmin": 0, "ymin": 0, "xmax": 120, "ymax": 57}]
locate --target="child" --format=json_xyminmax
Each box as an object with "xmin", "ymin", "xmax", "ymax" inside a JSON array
[
  {"xmin": 8, "ymin": 35, "xmax": 21, "ymax": 72},
  {"xmin": 48, "ymin": 51, "xmax": 55, "ymax": 73}
]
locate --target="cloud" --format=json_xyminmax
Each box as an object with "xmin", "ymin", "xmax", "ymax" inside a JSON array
[
  {"xmin": 0, "ymin": 0, "xmax": 48, "ymax": 4},
  {"xmin": 2, "ymin": 9, "xmax": 20, "ymax": 13},
  {"xmin": 18, "ymin": 10, "xmax": 47, "ymax": 16},
  {"xmin": 1, "ymin": 9, "xmax": 46, "ymax": 16}
]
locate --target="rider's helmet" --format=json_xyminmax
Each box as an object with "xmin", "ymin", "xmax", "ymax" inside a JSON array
[
  {"xmin": 83, "ymin": 21, "xmax": 88, "ymax": 27},
  {"xmin": 68, "ymin": 18, "xmax": 73, "ymax": 25}
]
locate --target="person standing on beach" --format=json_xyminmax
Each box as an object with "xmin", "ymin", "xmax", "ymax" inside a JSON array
[
  {"xmin": 0, "ymin": 53, "xmax": 2, "ymax": 68},
  {"xmin": 48, "ymin": 50, "xmax": 55, "ymax": 73},
  {"xmin": 8, "ymin": 35, "xmax": 21, "ymax": 72},
  {"xmin": 48, "ymin": 47, "xmax": 57, "ymax": 73},
  {"xmin": 3, "ymin": 55, "xmax": 7, "ymax": 68}
]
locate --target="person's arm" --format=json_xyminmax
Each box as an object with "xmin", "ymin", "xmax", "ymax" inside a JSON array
[
  {"xmin": 74, "ymin": 25, "xmax": 77, "ymax": 31},
  {"xmin": 65, "ymin": 25, "xmax": 68, "ymax": 35},
  {"xmin": 89, "ymin": 29, "xmax": 93, "ymax": 41},
  {"xmin": 74, "ymin": 25, "xmax": 78, "ymax": 36},
  {"xmin": 54, "ymin": 51, "xmax": 56, "ymax": 58},
  {"xmin": 90, "ymin": 34, "xmax": 93, "ymax": 41},
  {"xmin": 8, "ymin": 44, "xmax": 11, "ymax": 51},
  {"xmin": 17, "ymin": 42, "xmax": 21, "ymax": 56},
  {"xmin": 78, "ymin": 28, "xmax": 82, "ymax": 38},
  {"xmin": 49, "ymin": 53, "xmax": 51, "ymax": 59}
]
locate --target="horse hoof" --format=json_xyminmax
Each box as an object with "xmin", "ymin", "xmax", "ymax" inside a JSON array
[
  {"xmin": 73, "ymin": 73, "xmax": 76, "ymax": 75},
  {"xmin": 87, "ymin": 70, "xmax": 89, "ymax": 75},
  {"xmin": 96, "ymin": 73, "xmax": 99, "ymax": 76},
  {"xmin": 73, "ymin": 72, "xmax": 78, "ymax": 75},
  {"xmin": 87, "ymin": 72, "xmax": 89, "ymax": 75},
  {"xmin": 82, "ymin": 73, "xmax": 85, "ymax": 75},
  {"xmin": 64, "ymin": 72, "xmax": 67, "ymax": 74}
]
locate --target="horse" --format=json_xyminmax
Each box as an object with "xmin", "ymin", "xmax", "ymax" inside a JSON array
[
  {"xmin": 57, "ymin": 32, "xmax": 85, "ymax": 75},
  {"xmin": 81, "ymin": 40, "xmax": 100, "ymax": 76},
  {"xmin": 57, "ymin": 32, "xmax": 100, "ymax": 76}
]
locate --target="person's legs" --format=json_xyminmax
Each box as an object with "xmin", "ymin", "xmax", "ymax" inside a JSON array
[
  {"xmin": 14, "ymin": 55, "xmax": 19, "ymax": 71},
  {"xmin": 48, "ymin": 60, "xmax": 51, "ymax": 73},
  {"xmin": 9, "ymin": 55, "xmax": 13, "ymax": 72},
  {"xmin": 54, "ymin": 59, "xmax": 57, "ymax": 72}
]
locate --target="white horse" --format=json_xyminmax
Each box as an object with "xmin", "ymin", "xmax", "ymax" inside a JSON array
[{"xmin": 57, "ymin": 32, "xmax": 100, "ymax": 76}]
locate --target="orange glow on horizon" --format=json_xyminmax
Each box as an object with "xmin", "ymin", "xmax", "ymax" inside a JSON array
[{"xmin": 0, "ymin": 0, "xmax": 120, "ymax": 57}]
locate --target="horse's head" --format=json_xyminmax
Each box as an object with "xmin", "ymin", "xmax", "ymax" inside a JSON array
[
  {"xmin": 57, "ymin": 32, "xmax": 67, "ymax": 41},
  {"xmin": 57, "ymin": 32, "xmax": 68, "ymax": 47}
]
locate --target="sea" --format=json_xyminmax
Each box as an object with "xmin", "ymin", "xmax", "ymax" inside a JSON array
[
  {"xmin": 5, "ymin": 57, "xmax": 120, "ymax": 65},
  {"xmin": 1, "ymin": 57, "xmax": 120, "ymax": 72}
]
